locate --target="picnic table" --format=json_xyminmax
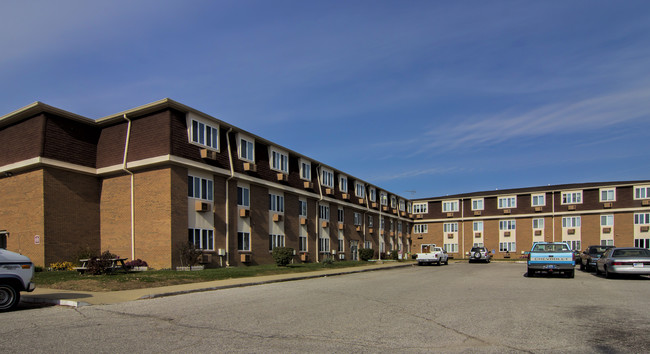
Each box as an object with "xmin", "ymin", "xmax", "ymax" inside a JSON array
[{"xmin": 75, "ymin": 257, "xmax": 128, "ymax": 274}]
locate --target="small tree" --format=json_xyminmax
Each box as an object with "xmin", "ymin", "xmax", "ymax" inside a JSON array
[
  {"xmin": 359, "ymin": 248, "xmax": 374, "ymax": 261},
  {"xmin": 86, "ymin": 250, "xmax": 118, "ymax": 275},
  {"xmin": 389, "ymin": 250, "xmax": 399, "ymax": 260},
  {"xmin": 272, "ymin": 247, "xmax": 294, "ymax": 267},
  {"xmin": 177, "ymin": 242, "xmax": 203, "ymax": 268}
]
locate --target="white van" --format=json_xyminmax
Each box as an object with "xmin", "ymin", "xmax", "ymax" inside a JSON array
[{"xmin": 0, "ymin": 248, "xmax": 36, "ymax": 311}]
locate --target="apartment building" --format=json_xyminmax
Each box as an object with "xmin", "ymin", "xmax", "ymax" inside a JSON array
[
  {"xmin": 410, "ymin": 182, "xmax": 650, "ymax": 259},
  {"xmin": 0, "ymin": 99, "xmax": 413, "ymax": 268}
]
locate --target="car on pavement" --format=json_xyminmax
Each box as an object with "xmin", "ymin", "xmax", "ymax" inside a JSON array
[
  {"xmin": 579, "ymin": 245, "xmax": 615, "ymax": 272},
  {"xmin": 416, "ymin": 244, "xmax": 449, "ymax": 266},
  {"xmin": 468, "ymin": 247, "xmax": 491, "ymax": 263},
  {"xmin": 527, "ymin": 242, "xmax": 575, "ymax": 278},
  {"xmin": 0, "ymin": 248, "xmax": 36, "ymax": 312},
  {"xmin": 596, "ymin": 247, "xmax": 650, "ymax": 279}
]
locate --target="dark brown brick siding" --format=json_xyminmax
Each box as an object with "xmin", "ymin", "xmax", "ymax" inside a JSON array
[
  {"xmin": 42, "ymin": 114, "xmax": 99, "ymax": 168},
  {"xmin": 0, "ymin": 114, "xmax": 45, "ymax": 167}
]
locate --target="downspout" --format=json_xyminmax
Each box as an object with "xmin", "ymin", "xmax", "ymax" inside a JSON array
[
  {"xmin": 552, "ymin": 190, "xmax": 556, "ymax": 242},
  {"xmin": 225, "ymin": 127, "xmax": 234, "ymax": 267},
  {"xmin": 315, "ymin": 165, "xmax": 324, "ymax": 263},
  {"xmin": 378, "ymin": 195, "xmax": 383, "ymax": 261},
  {"xmin": 122, "ymin": 114, "xmax": 135, "ymax": 261},
  {"xmin": 461, "ymin": 199, "xmax": 465, "ymax": 258}
]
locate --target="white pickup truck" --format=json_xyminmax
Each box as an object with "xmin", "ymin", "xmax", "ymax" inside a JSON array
[
  {"xmin": 0, "ymin": 248, "xmax": 36, "ymax": 311},
  {"xmin": 416, "ymin": 244, "xmax": 449, "ymax": 266}
]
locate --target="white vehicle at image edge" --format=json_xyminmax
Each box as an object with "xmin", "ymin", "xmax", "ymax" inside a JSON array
[
  {"xmin": 416, "ymin": 244, "xmax": 449, "ymax": 266},
  {"xmin": 0, "ymin": 248, "xmax": 36, "ymax": 311}
]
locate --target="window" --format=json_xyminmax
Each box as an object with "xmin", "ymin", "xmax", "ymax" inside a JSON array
[
  {"xmin": 299, "ymin": 236, "xmax": 307, "ymax": 252},
  {"xmin": 380, "ymin": 218, "xmax": 385, "ymax": 230},
  {"xmin": 471, "ymin": 199, "xmax": 484, "ymax": 211},
  {"xmin": 397, "ymin": 222, "xmax": 402, "ymax": 233},
  {"xmin": 355, "ymin": 182, "xmax": 365, "ymax": 198},
  {"xmin": 270, "ymin": 148, "xmax": 288, "ymax": 173},
  {"xmin": 634, "ymin": 213, "xmax": 650, "ymax": 225},
  {"xmin": 188, "ymin": 175, "xmax": 213, "ymax": 201},
  {"xmin": 269, "ymin": 193, "xmax": 284, "ymax": 213},
  {"xmin": 339, "ymin": 175, "xmax": 348, "ymax": 193},
  {"xmin": 498, "ymin": 196, "xmax": 516, "ymax": 209},
  {"xmin": 499, "ymin": 220, "xmax": 516, "ymax": 230},
  {"xmin": 444, "ymin": 244, "xmax": 458, "ymax": 253},
  {"xmin": 532, "ymin": 218, "xmax": 544, "ymax": 229},
  {"xmin": 269, "ymin": 234, "xmax": 285, "ymax": 250},
  {"xmin": 319, "ymin": 237, "xmax": 330, "ymax": 253},
  {"xmin": 568, "ymin": 240, "xmax": 581, "ymax": 252},
  {"xmin": 237, "ymin": 232, "xmax": 250, "ymax": 251},
  {"xmin": 413, "ymin": 224, "xmax": 428, "ymax": 234},
  {"xmin": 368, "ymin": 216, "xmax": 374, "ymax": 228},
  {"xmin": 321, "ymin": 168, "xmax": 334, "ymax": 188},
  {"xmin": 634, "ymin": 186, "xmax": 650, "ymax": 199},
  {"xmin": 191, "ymin": 120, "xmax": 219, "ymax": 150},
  {"xmin": 399, "ymin": 199, "xmax": 405, "ymax": 211},
  {"xmin": 354, "ymin": 212, "xmax": 362, "ymax": 226},
  {"xmin": 299, "ymin": 200, "xmax": 307, "ymax": 217},
  {"xmin": 531, "ymin": 194, "xmax": 545, "ymax": 206},
  {"xmin": 499, "ymin": 242, "xmax": 516, "ymax": 252},
  {"xmin": 238, "ymin": 135, "xmax": 254, "ymax": 162},
  {"xmin": 443, "ymin": 222, "xmax": 458, "ymax": 233},
  {"xmin": 634, "ymin": 239, "xmax": 650, "ymax": 248},
  {"xmin": 337, "ymin": 208, "xmax": 344, "ymax": 223},
  {"xmin": 601, "ymin": 239, "xmax": 614, "ymax": 246},
  {"xmin": 319, "ymin": 205, "xmax": 330, "ymax": 220},
  {"xmin": 338, "ymin": 234, "xmax": 344, "ymax": 252},
  {"xmin": 600, "ymin": 188, "xmax": 616, "ymax": 202},
  {"xmin": 562, "ymin": 216, "xmax": 581, "ymax": 228},
  {"xmin": 188, "ymin": 228, "xmax": 214, "ymax": 250},
  {"xmin": 390, "ymin": 196, "xmax": 397, "ymax": 208},
  {"xmin": 364, "ymin": 241, "xmax": 372, "ymax": 249},
  {"xmin": 369, "ymin": 188, "xmax": 376, "ymax": 202},
  {"xmin": 473, "ymin": 221, "xmax": 483, "ymax": 232},
  {"xmin": 300, "ymin": 159, "xmax": 311, "ymax": 181},
  {"xmin": 601, "ymin": 215, "xmax": 613, "ymax": 226},
  {"xmin": 380, "ymin": 192, "xmax": 388, "ymax": 206},
  {"xmin": 561, "ymin": 191, "xmax": 582, "ymax": 204},
  {"xmin": 237, "ymin": 186, "xmax": 250, "ymax": 207},
  {"xmin": 442, "ymin": 200, "xmax": 459, "ymax": 212},
  {"xmin": 407, "ymin": 202, "xmax": 412, "ymax": 213},
  {"xmin": 413, "ymin": 203, "xmax": 428, "ymax": 214}
]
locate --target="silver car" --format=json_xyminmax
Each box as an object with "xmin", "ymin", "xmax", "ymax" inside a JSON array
[
  {"xmin": 468, "ymin": 247, "xmax": 491, "ymax": 263},
  {"xmin": 596, "ymin": 247, "xmax": 650, "ymax": 279}
]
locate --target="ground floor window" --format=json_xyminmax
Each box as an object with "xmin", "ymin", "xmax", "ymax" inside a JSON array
[
  {"xmin": 635, "ymin": 238, "xmax": 650, "ymax": 249},
  {"xmin": 364, "ymin": 241, "xmax": 372, "ymax": 249},
  {"xmin": 238, "ymin": 232, "xmax": 250, "ymax": 251},
  {"xmin": 499, "ymin": 242, "xmax": 516, "ymax": 252},
  {"xmin": 601, "ymin": 239, "xmax": 614, "ymax": 246},
  {"xmin": 338, "ymin": 238, "xmax": 344, "ymax": 253},
  {"xmin": 444, "ymin": 243, "xmax": 458, "ymax": 253},
  {"xmin": 269, "ymin": 234, "xmax": 285, "ymax": 250},
  {"xmin": 567, "ymin": 240, "xmax": 581, "ymax": 252},
  {"xmin": 319, "ymin": 237, "xmax": 330, "ymax": 253},
  {"xmin": 188, "ymin": 228, "xmax": 214, "ymax": 250},
  {"xmin": 299, "ymin": 236, "xmax": 307, "ymax": 252},
  {"xmin": 473, "ymin": 243, "xmax": 484, "ymax": 247}
]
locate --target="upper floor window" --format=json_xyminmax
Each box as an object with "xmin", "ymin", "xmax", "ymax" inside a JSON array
[
  {"xmin": 473, "ymin": 221, "xmax": 483, "ymax": 232},
  {"xmin": 531, "ymin": 194, "xmax": 545, "ymax": 207},
  {"xmin": 270, "ymin": 147, "xmax": 288, "ymax": 174},
  {"xmin": 562, "ymin": 216, "xmax": 581, "ymax": 228},
  {"xmin": 355, "ymin": 182, "xmax": 365, "ymax": 198},
  {"xmin": 339, "ymin": 175, "xmax": 348, "ymax": 193},
  {"xmin": 499, "ymin": 220, "xmax": 516, "ymax": 230},
  {"xmin": 299, "ymin": 200, "xmax": 307, "ymax": 217},
  {"xmin": 399, "ymin": 199, "xmax": 405, "ymax": 211},
  {"xmin": 443, "ymin": 222, "xmax": 458, "ymax": 233},
  {"xmin": 238, "ymin": 134, "xmax": 254, "ymax": 162},
  {"xmin": 601, "ymin": 215, "xmax": 613, "ymax": 226},
  {"xmin": 237, "ymin": 186, "xmax": 250, "ymax": 207},
  {"xmin": 188, "ymin": 175, "xmax": 213, "ymax": 201},
  {"xmin": 319, "ymin": 205, "xmax": 330, "ymax": 220},
  {"xmin": 634, "ymin": 213, "xmax": 650, "ymax": 225},
  {"xmin": 321, "ymin": 168, "xmax": 334, "ymax": 188},
  {"xmin": 380, "ymin": 192, "xmax": 388, "ymax": 206},
  {"xmin": 413, "ymin": 202, "xmax": 428, "ymax": 214},
  {"xmin": 442, "ymin": 200, "xmax": 459, "ymax": 212},
  {"xmin": 561, "ymin": 191, "xmax": 582, "ymax": 204},
  {"xmin": 191, "ymin": 120, "xmax": 219, "ymax": 150},
  {"xmin": 269, "ymin": 193, "xmax": 284, "ymax": 213},
  {"xmin": 407, "ymin": 202, "xmax": 412, "ymax": 213},
  {"xmin": 390, "ymin": 196, "xmax": 397, "ymax": 208},
  {"xmin": 354, "ymin": 212, "xmax": 362, "ymax": 226},
  {"xmin": 300, "ymin": 159, "xmax": 311, "ymax": 181},
  {"xmin": 600, "ymin": 188, "xmax": 616, "ymax": 202},
  {"xmin": 471, "ymin": 198, "xmax": 484, "ymax": 211},
  {"xmin": 368, "ymin": 215, "xmax": 374, "ymax": 227},
  {"xmin": 369, "ymin": 188, "xmax": 376, "ymax": 202},
  {"xmin": 337, "ymin": 208, "xmax": 344, "ymax": 223},
  {"xmin": 413, "ymin": 224, "xmax": 428, "ymax": 234},
  {"xmin": 498, "ymin": 196, "xmax": 516, "ymax": 209},
  {"xmin": 397, "ymin": 222, "xmax": 402, "ymax": 233},
  {"xmin": 533, "ymin": 218, "xmax": 544, "ymax": 229},
  {"xmin": 635, "ymin": 186, "xmax": 650, "ymax": 199}
]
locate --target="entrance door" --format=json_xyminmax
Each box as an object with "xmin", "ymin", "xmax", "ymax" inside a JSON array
[{"xmin": 350, "ymin": 241, "xmax": 359, "ymax": 261}]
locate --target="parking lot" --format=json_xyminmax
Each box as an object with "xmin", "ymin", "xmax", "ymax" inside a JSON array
[{"xmin": 3, "ymin": 261, "xmax": 649, "ymax": 353}]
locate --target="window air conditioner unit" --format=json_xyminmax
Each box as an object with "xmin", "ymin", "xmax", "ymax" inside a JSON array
[
  {"xmin": 243, "ymin": 162, "xmax": 257, "ymax": 172},
  {"xmin": 300, "ymin": 253, "xmax": 309, "ymax": 262},
  {"xmin": 200, "ymin": 148, "xmax": 217, "ymax": 160},
  {"xmin": 338, "ymin": 223, "xmax": 344, "ymax": 230},
  {"xmin": 300, "ymin": 217, "xmax": 307, "ymax": 225},
  {"xmin": 342, "ymin": 193, "xmax": 350, "ymax": 200},
  {"xmin": 534, "ymin": 207, "xmax": 543, "ymax": 212},
  {"xmin": 273, "ymin": 213, "xmax": 283, "ymax": 222},
  {"xmin": 339, "ymin": 253, "xmax": 345, "ymax": 260},
  {"xmin": 195, "ymin": 201, "xmax": 210, "ymax": 212},
  {"xmin": 217, "ymin": 249, "xmax": 226, "ymax": 256},
  {"xmin": 602, "ymin": 227, "xmax": 611, "ymax": 233},
  {"xmin": 446, "ymin": 212, "xmax": 454, "ymax": 217},
  {"xmin": 534, "ymin": 230, "xmax": 542, "ymax": 236},
  {"xmin": 277, "ymin": 173, "xmax": 288, "ymax": 182},
  {"xmin": 474, "ymin": 211, "xmax": 481, "ymax": 216},
  {"xmin": 325, "ymin": 188, "xmax": 335, "ymax": 196},
  {"xmin": 321, "ymin": 221, "xmax": 329, "ymax": 228},
  {"xmin": 504, "ymin": 231, "xmax": 511, "ymax": 237},
  {"xmin": 356, "ymin": 226, "xmax": 362, "ymax": 232},
  {"xmin": 331, "ymin": 250, "xmax": 337, "ymax": 255},
  {"xmin": 503, "ymin": 209, "xmax": 511, "ymax": 214},
  {"xmin": 239, "ymin": 209, "xmax": 250, "ymax": 217},
  {"xmin": 303, "ymin": 181, "xmax": 313, "ymax": 189},
  {"xmin": 603, "ymin": 202, "xmax": 612, "ymax": 208},
  {"xmin": 568, "ymin": 205, "xmax": 577, "ymax": 211},
  {"xmin": 241, "ymin": 254, "xmax": 251, "ymax": 263}
]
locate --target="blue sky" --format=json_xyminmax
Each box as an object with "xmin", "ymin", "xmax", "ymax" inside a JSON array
[{"xmin": 2, "ymin": 0, "xmax": 649, "ymax": 198}]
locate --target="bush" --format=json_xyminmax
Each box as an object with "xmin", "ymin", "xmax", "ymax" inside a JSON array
[
  {"xmin": 389, "ymin": 250, "xmax": 399, "ymax": 260},
  {"xmin": 86, "ymin": 250, "xmax": 118, "ymax": 275},
  {"xmin": 49, "ymin": 261, "xmax": 75, "ymax": 271},
  {"xmin": 177, "ymin": 242, "xmax": 203, "ymax": 267},
  {"xmin": 322, "ymin": 256, "xmax": 334, "ymax": 266},
  {"xmin": 359, "ymin": 248, "xmax": 374, "ymax": 261},
  {"xmin": 125, "ymin": 259, "xmax": 148, "ymax": 268},
  {"xmin": 272, "ymin": 247, "xmax": 294, "ymax": 267}
]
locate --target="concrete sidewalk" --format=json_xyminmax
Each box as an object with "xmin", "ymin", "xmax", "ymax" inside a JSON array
[{"xmin": 22, "ymin": 262, "xmax": 413, "ymax": 307}]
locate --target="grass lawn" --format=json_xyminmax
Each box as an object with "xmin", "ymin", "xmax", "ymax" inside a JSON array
[{"xmin": 33, "ymin": 261, "xmax": 405, "ymax": 292}]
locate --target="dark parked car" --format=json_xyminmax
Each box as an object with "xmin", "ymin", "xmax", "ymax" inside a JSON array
[
  {"xmin": 596, "ymin": 247, "xmax": 650, "ymax": 278},
  {"xmin": 580, "ymin": 245, "xmax": 615, "ymax": 272}
]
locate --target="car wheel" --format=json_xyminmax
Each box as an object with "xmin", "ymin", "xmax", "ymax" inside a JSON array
[
  {"xmin": 605, "ymin": 267, "xmax": 615, "ymax": 279},
  {"xmin": 579, "ymin": 262, "xmax": 585, "ymax": 271},
  {"xmin": 0, "ymin": 284, "xmax": 20, "ymax": 312},
  {"xmin": 444, "ymin": 258, "xmax": 449, "ymax": 265},
  {"xmin": 437, "ymin": 259, "xmax": 441, "ymax": 266},
  {"xmin": 596, "ymin": 265, "xmax": 602, "ymax": 275},
  {"xmin": 567, "ymin": 270, "xmax": 575, "ymax": 278},
  {"xmin": 527, "ymin": 268, "xmax": 535, "ymax": 277}
]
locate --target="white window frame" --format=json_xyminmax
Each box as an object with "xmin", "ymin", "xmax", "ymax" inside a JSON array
[
  {"xmin": 442, "ymin": 200, "xmax": 459, "ymax": 212},
  {"xmin": 319, "ymin": 236, "xmax": 330, "ymax": 253},
  {"xmin": 443, "ymin": 222, "xmax": 458, "ymax": 233},
  {"xmin": 237, "ymin": 231, "xmax": 250, "ymax": 251},
  {"xmin": 188, "ymin": 175, "xmax": 214, "ymax": 201},
  {"xmin": 339, "ymin": 175, "xmax": 348, "ymax": 193},
  {"xmin": 354, "ymin": 212, "xmax": 362, "ymax": 226},
  {"xmin": 561, "ymin": 191, "xmax": 583, "ymax": 205},
  {"xmin": 531, "ymin": 193, "xmax": 545, "ymax": 207},
  {"xmin": 473, "ymin": 221, "xmax": 483, "ymax": 232},
  {"xmin": 498, "ymin": 196, "xmax": 516, "ymax": 209},
  {"xmin": 364, "ymin": 241, "xmax": 372, "ymax": 249},
  {"xmin": 634, "ymin": 213, "xmax": 650, "ymax": 225},
  {"xmin": 471, "ymin": 198, "xmax": 484, "ymax": 211},
  {"xmin": 390, "ymin": 196, "xmax": 397, "ymax": 208},
  {"xmin": 499, "ymin": 242, "xmax": 516, "ymax": 252},
  {"xmin": 562, "ymin": 216, "xmax": 581, "ymax": 228},
  {"xmin": 532, "ymin": 218, "xmax": 544, "ymax": 229},
  {"xmin": 600, "ymin": 214, "xmax": 613, "ymax": 226},
  {"xmin": 380, "ymin": 192, "xmax": 388, "ymax": 206},
  {"xmin": 443, "ymin": 244, "xmax": 458, "ymax": 253},
  {"xmin": 269, "ymin": 193, "xmax": 284, "ymax": 213},
  {"xmin": 299, "ymin": 200, "xmax": 307, "ymax": 217},
  {"xmin": 355, "ymin": 182, "xmax": 365, "ymax": 198},
  {"xmin": 599, "ymin": 188, "xmax": 616, "ymax": 202},
  {"xmin": 299, "ymin": 235, "xmax": 308, "ymax": 252},
  {"xmin": 499, "ymin": 220, "xmax": 516, "ymax": 230},
  {"xmin": 413, "ymin": 202, "xmax": 428, "ymax": 214},
  {"xmin": 369, "ymin": 188, "xmax": 376, "ymax": 202},
  {"xmin": 237, "ymin": 185, "xmax": 250, "ymax": 207},
  {"xmin": 337, "ymin": 208, "xmax": 344, "ymax": 223},
  {"xmin": 269, "ymin": 234, "xmax": 285, "ymax": 250},
  {"xmin": 188, "ymin": 228, "xmax": 214, "ymax": 251},
  {"xmin": 190, "ymin": 119, "xmax": 219, "ymax": 151},
  {"xmin": 299, "ymin": 158, "xmax": 311, "ymax": 181},
  {"xmin": 413, "ymin": 224, "xmax": 428, "ymax": 234},
  {"xmin": 237, "ymin": 133, "xmax": 254, "ymax": 162},
  {"xmin": 321, "ymin": 168, "xmax": 334, "ymax": 188},
  {"xmin": 634, "ymin": 185, "xmax": 650, "ymax": 200},
  {"xmin": 319, "ymin": 205, "xmax": 330, "ymax": 220},
  {"xmin": 269, "ymin": 147, "xmax": 289, "ymax": 174}
]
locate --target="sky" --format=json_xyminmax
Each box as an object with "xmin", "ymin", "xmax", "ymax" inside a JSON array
[{"xmin": 1, "ymin": 0, "xmax": 649, "ymax": 199}]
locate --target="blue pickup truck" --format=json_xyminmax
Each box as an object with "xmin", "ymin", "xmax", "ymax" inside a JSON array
[{"xmin": 527, "ymin": 242, "xmax": 575, "ymax": 278}]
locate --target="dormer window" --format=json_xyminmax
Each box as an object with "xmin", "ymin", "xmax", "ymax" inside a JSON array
[
  {"xmin": 189, "ymin": 115, "xmax": 219, "ymax": 150},
  {"xmin": 339, "ymin": 175, "xmax": 348, "ymax": 193},
  {"xmin": 321, "ymin": 168, "xmax": 334, "ymax": 188},
  {"xmin": 238, "ymin": 134, "xmax": 255, "ymax": 162},
  {"xmin": 269, "ymin": 147, "xmax": 288, "ymax": 174},
  {"xmin": 299, "ymin": 159, "xmax": 311, "ymax": 181}
]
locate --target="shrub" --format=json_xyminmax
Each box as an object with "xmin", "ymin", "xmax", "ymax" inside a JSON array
[
  {"xmin": 322, "ymin": 256, "xmax": 334, "ymax": 266},
  {"xmin": 75, "ymin": 246, "xmax": 100, "ymax": 265},
  {"xmin": 389, "ymin": 250, "xmax": 399, "ymax": 260},
  {"xmin": 49, "ymin": 261, "xmax": 75, "ymax": 271},
  {"xmin": 125, "ymin": 259, "xmax": 148, "ymax": 268},
  {"xmin": 177, "ymin": 242, "xmax": 203, "ymax": 267},
  {"xmin": 359, "ymin": 248, "xmax": 374, "ymax": 261},
  {"xmin": 86, "ymin": 250, "xmax": 118, "ymax": 275},
  {"xmin": 272, "ymin": 247, "xmax": 294, "ymax": 267}
]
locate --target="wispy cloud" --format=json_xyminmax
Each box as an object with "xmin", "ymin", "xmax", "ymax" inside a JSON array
[{"xmin": 370, "ymin": 166, "xmax": 468, "ymax": 182}]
